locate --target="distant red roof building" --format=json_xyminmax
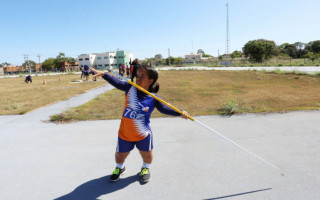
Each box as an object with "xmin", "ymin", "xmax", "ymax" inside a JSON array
[{"xmin": 60, "ymin": 61, "xmax": 79, "ymax": 71}]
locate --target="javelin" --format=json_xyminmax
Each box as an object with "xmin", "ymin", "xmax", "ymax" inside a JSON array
[{"xmin": 106, "ymin": 67, "xmax": 279, "ymax": 170}]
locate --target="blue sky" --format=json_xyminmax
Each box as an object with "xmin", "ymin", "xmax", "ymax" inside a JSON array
[{"xmin": 1, "ymin": 0, "xmax": 319, "ymax": 65}]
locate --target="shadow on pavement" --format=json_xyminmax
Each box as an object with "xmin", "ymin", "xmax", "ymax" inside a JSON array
[
  {"xmin": 55, "ymin": 174, "xmax": 139, "ymax": 200},
  {"xmin": 203, "ymin": 188, "xmax": 272, "ymax": 200}
]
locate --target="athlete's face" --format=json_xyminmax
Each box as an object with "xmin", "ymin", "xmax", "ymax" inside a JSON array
[{"xmin": 136, "ymin": 68, "xmax": 153, "ymax": 90}]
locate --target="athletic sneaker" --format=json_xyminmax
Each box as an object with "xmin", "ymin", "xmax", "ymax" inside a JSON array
[
  {"xmin": 110, "ymin": 167, "xmax": 126, "ymax": 182},
  {"xmin": 139, "ymin": 167, "xmax": 151, "ymax": 182}
]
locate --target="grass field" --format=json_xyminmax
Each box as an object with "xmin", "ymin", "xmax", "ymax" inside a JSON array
[
  {"xmin": 0, "ymin": 74, "xmax": 106, "ymax": 115},
  {"xmin": 50, "ymin": 70, "xmax": 320, "ymax": 122}
]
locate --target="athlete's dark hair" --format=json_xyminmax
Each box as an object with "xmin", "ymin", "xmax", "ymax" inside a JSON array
[{"xmin": 138, "ymin": 64, "xmax": 159, "ymax": 93}]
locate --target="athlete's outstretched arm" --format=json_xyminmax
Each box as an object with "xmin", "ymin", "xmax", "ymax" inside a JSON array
[
  {"xmin": 155, "ymin": 98, "xmax": 190, "ymax": 119},
  {"xmin": 90, "ymin": 67, "xmax": 107, "ymax": 77},
  {"xmin": 90, "ymin": 67, "xmax": 130, "ymax": 91}
]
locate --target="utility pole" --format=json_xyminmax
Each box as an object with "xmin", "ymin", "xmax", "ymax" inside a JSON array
[
  {"xmin": 24, "ymin": 54, "xmax": 31, "ymax": 73},
  {"xmin": 168, "ymin": 48, "xmax": 170, "ymax": 66},
  {"xmin": 37, "ymin": 54, "xmax": 41, "ymax": 73},
  {"xmin": 225, "ymin": 1, "xmax": 230, "ymax": 56}
]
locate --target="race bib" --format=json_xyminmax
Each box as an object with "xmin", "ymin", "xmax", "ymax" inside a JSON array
[{"xmin": 123, "ymin": 107, "xmax": 145, "ymax": 120}]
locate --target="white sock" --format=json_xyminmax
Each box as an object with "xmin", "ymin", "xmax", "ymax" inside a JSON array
[
  {"xmin": 142, "ymin": 162, "xmax": 150, "ymax": 169},
  {"xmin": 116, "ymin": 163, "xmax": 124, "ymax": 169}
]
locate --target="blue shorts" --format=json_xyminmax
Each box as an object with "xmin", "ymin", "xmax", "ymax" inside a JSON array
[{"xmin": 116, "ymin": 134, "xmax": 153, "ymax": 153}]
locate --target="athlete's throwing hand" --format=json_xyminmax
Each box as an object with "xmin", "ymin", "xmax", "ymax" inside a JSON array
[{"xmin": 180, "ymin": 111, "xmax": 191, "ymax": 119}]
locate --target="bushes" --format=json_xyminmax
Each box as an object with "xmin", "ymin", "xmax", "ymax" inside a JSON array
[{"xmin": 218, "ymin": 99, "xmax": 252, "ymax": 116}]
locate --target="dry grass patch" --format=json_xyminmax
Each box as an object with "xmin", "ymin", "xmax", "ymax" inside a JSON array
[
  {"xmin": 0, "ymin": 74, "xmax": 106, "ymax": 115},
  {"xmin": 50, "ymin": 70, "xmax": 320, "ymax": 122}
]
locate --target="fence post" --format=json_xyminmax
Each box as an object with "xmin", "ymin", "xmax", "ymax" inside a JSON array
[{"xmin": 265, "ymin": 59, "xmax": 267, "ymax": 66}]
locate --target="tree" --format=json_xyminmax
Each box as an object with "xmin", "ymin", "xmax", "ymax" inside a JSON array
[
  {"xmin": 54, "ymin": 52, "xmax": 76, "ymax": 69},
  {"xmin": 165, "ymin": 57, "xmax": 183, "ymax": 65},
  {"xmin": 243, "ymin": 39, "xmax": 276, "ymax": 61},
  {"xmin": 303, "ymin": 52, "xmax": 320, "ymax": 61},
  {"xmin": 231, "ymin": 50, "xmax": 243, "ymax": 58},
  {"xmin": 311, "ymin": 40, "xmax": 320, "ymax": 53},
  {"xmin": 197, "ymin": 49, "xmax": 205, "ymax": 54},
  {"xmin": 294, "ymin": 42, "xmax": 305, "ymax": 58},
  {"xmin": 154, "ymin": 54, "xmax": 163, "ymax": 60},
  {"xmin": 22, "ymin": 60, "xmax": 37, "ymax": 71},
  {"xmin": 1, "ymin": 62, "xmax": 11, "ymax": 67},
  {"xmin": 42, "ymin": 58, "xmax": 55, "ymax": 71},
  {"xmin": 285, "ymin": 44, "xmax": 298, "ymax": 58},
  {"xmin": 305, "ymin": 40, "xmax": 320, "ymax": 54}
]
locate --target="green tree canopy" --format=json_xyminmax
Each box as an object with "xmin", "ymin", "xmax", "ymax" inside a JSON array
[
  {"xmin": 243, "ymin": 39, "xmax": 277, "ymax": 60},
  {"xmin": 1, "ymin": 62, "xmax": 11, "ymax": 67},
  {"xmin": 197, "ymin": 49, "xmax": 205, "ymax": 54},
  {"xmin": 311, "ymin": 40, "xmax": 320, "ymax": 53},
  {"xmin": 154, "ymin": 54, "xmax": 163, "ymax": 60},
  {"xmin": 22, "ymin": 60, "xmax": 37, "ymax": 71},
  {"xmin": 166, "ymin": 56, "xmax": 183, "ymax": 65},
  {"xmin": 231, "ymin": 50, "xmax": 243, "ymax": 58},
  {"xmin": 42, "ymin": 58, "xmax": 55, "ymax": 71},
  {"xmin": 54, "ymin": 52, "xmax": 76, "ymax": 69}
]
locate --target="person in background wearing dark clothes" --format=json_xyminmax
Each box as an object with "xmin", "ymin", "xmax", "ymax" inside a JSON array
[
  {"xmin": 83, "ymin": 65, "xmax": 90, "ymax": 81},
  {"xmin": 25, "ymin": 74, "xmax": 32, "ymax": 83},
  {"xmin": 126, "ymin": 64, "xmax": 130, "ymax": 78},
  {"xmin": 130, "ymin": 58, "xmax": 139, "ymax": 82},
  {"xmin": 80, "ymin": 66, "xmax": 85, "ymax": 80},
  {"xmin": 118, "ymin": 64, "xmax": 122, "ymax": 76}
]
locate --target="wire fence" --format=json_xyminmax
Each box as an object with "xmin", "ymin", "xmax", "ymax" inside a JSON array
[{"xmin": 167, "ymin": 58, "xmax": 320, "ymax": 67}]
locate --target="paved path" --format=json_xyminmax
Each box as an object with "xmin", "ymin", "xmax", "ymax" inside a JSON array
[{"xmin": 1, "ymin": 84, "xmax": 320, "ymax": 199}]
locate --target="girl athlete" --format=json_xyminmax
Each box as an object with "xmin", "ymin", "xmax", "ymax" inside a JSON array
[{"xmin": 90, "ymin": 65, "xmax": 190, "ymax": 183}]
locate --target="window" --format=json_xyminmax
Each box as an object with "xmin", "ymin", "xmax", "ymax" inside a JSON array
[
  {"xmin": 97, "ymin": 57, "xmax": 102, "ymax": 60},
  {"xmin": 79, "ymin": 58, "xmax": 83, "ymax": 61},
  {"xmin": 104, "ymin": 56, "xmax": 108, "ymax": 59},
  {"xmin": 98, "ymin": 64, "xmax": 102, "ymax": 66},
  {"xmin": 110, "ymin": 56, "xmax": 113, "ymax": 58},
  {"xmin": 114, "ymin": 56, "xmax": 117, "ymax": 58},
  {"xmin": 106, "ymin": 64, "xmax": 109, "ymax": 66},
  {"xmin": 85, "ymin": 58, "xmax": 89, "ymax": 60}
]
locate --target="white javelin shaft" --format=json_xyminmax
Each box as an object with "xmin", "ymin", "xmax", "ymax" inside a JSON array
[
  {"xmin": 194, "ymin": 119, "xmax": 279, "ymax": 170},
  {"xmin": 107, "ymin": 67, "xmax": 279, "ymax": 170}
]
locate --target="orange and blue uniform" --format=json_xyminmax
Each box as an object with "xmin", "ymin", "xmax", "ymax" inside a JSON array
[{"xmin": 102, "ymin": 72, "xmax": 181, "ymax": 145}]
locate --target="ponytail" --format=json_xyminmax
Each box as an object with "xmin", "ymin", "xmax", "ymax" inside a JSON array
[{"xmin": 149, "ymin": 82, "xmax": 160, "ymax": 93}]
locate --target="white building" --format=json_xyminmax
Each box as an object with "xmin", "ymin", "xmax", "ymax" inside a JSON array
[
  {"xmin": 78, "ymin": 50, "xmax": 134, "ymax": 69},
  {"xmin": 183, "ymin": 53, "xmax": 203, "ymax": 64}
]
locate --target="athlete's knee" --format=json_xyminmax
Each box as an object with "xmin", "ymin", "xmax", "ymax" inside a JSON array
[
  {"xmin": 140, "ymin": 150, "xmax": 153, "ymax": 161},
  {"xmin": 115, "ymin": 151, "xmax": 130, "ymax": 161}
]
